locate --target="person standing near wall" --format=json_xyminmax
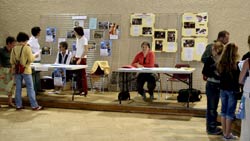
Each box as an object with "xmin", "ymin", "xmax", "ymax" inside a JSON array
[
  {"xmin": 202, "ymin": 42, "xmax": 224, "ymax": 135},
  {"xmin": 27, "ymin": 26, "xmax": 44, "ymax": 93},
  {"xmin": 217, "ymin": 43, "xmax": 240, "ymax": 140},
  {"xmin": 72, "ymin": 26, "xmax": 88, "ymax": 96},
  {"xmin": 0, "ymin": 36, "xmax": 16, "ymax": 107},
  {"xmin": 238, "ymin": 58, "xmax": 250, "ymax": 141},
  {"xmin": 131, "ymin": 41, "xmax": 156, "ymax": 101},
  {"xmin": 10, "ymin": 32, "xmax": 43, "ymax": 110}
]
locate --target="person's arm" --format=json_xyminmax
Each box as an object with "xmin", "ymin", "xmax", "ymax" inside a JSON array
[
  {"xmin": 26, "ymin": 46, "xmax": 35, "ymax": 63},
  {"xmin": 54, "ymin": 52, "xmax": 59, "ymax": 64},
  {"xmin": 201, "ymin": 44, "xmax": 212, "ymax": 63},
  {"xmin": 239, "ymin": 59, "xmax": 249, "ymax": 84},
  {"xmin": 131, "ymin": 53, "xmax": 141, "ymax": 67}
]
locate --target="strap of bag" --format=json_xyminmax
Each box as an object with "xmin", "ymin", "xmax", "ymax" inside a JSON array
[{"xmin": 13, "ymin": 45, "xmax": 28, "ymax": 65}]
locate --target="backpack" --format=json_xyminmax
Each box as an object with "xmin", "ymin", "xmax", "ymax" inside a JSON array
[{"xmin": 177, "ymin": 88, "xmax": 202, "ymax": 102}]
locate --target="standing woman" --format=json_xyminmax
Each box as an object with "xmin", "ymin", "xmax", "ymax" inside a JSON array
[
  {"xmin": 10, "ymin": 32, "xmax": 43, "ymax": 110},
  {"xmin": 72, "ymin": 26, "xmax": 88, "ymax": 96},
  {"xmin": 217, "ymin": 43, "xmax": 240, "ymax": 140},
  {"xmin": 238, "ymin": 58, "xmax": 250, "ymax": 141}
]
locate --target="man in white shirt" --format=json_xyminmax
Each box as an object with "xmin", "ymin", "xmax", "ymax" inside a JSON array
[{"xmin": 27, "ymin": 26, "xmax": 44, "ymax": 93}]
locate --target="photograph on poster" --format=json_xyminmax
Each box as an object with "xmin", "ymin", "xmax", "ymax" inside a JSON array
[
  {"xmin": 109, "ymin": 23, "xmax": 119, "ymax": 35},
  {"xmin": 46, "ymin": 27, "xmax": 56, "ymax": 42},
  {"xmin": 155, "ymin": 40, "xmax": 163, "ymax": 51},
  {"xmin": 88, "ymin": 41, "xmax": 97, "ymax": 51},
  {"xmin": 98, "ymin": 21, "xmax": 109, "ymax": 29},
  {"xmin": 154, "ymin": 31, "xmax": 165, "ymax": 39},
  {"xmin": 142, "ymin": 27, "xmax": 152, "ymax": 35},
  {"xmin": 132, "ymin": 18, "xmax": 142, "ymax": 25},
  {"xmin": 73, "ymin": 20, "xmax": 84, "ymax": 27},
  {"xmin": 42, "ymin": 46, "xmax": 51, "ymax": 55},
  {"xmin": 66, "ymin": 30, "xmax": 76, "ymax": 38},
  {"xmin": 196, "ymin": 28, "xmax": 207, "ymax": 35},
  {"xmin": 196, "ymin": 15, "xmax": 207, "ymax": 23},
  {"xmin": 94, "ymin": 30, "xmax": 104, "ymax": 39},
  {"xmin": 183, "ymin": 39, "xmax": 195, "ymax": 47},
  {"xmin": 100, "ymin": 40, "xmax": 112, "ymax": 56},
  {"xmin": 184, "ymin": 22, "xmax": 195, "ymax": 28},
  {"xmin": 167, "ymin": 31, "xmax": 176, "ymax": 42}
]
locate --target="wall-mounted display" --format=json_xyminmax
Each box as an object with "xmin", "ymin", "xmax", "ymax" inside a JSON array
[
  {"xmin": 152, "ymin": 29, "xmax": 177, "ymax": 52},
  {"xmin": 130, "ymin": 13, "xmax": 155, "ymax": 36}
]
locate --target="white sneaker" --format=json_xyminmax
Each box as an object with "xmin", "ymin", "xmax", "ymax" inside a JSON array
[{"xmin": 223, "ymin": 133, "xmax": 238, "ymax": 140}]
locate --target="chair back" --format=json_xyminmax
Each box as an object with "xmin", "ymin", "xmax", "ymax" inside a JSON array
[{"xmin": 173, "ymin": 64, "xmax": 190, "ymax": 80}]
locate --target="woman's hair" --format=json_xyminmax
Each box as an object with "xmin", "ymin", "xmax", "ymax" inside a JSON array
[
  {"xmin": 141, "ymin": 41, "xmax": 150, "ymax": 48},
  {"xmin": 212, "ymin": 41, "xmax": 224, "ymax": 55},
  {"xmin": 16, "ymin": 32, "xmax": 29, "ymax": 42},
  {"xmin": 217, "ymin": 43, "xmax": 239, "ymax": 74},
  {"xmin": 73, "ymin": 26, "xmax": 84, "ymax": 36},
  {"xmin": 59, "ymin": 41, "xmax": 68, "ymax": 49},
  {"xmin": 31, "ymin": 26, "xmax": 41, "ymax": 36}
]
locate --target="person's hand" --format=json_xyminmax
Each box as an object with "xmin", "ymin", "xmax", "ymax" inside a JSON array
[
  {"xmin": 34, "ymin": 53, "xmax": 39, "ymax": 58},
  {"xmin": 76, "ymin": 58, "xmax": 81, "ymax": 65}
]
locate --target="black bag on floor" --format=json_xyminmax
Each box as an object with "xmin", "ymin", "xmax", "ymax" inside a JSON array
[{"xmin": 177, "ymin": 88, "xmax": 202, "ymax": 102}]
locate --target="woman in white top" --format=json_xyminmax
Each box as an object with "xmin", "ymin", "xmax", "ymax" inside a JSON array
[
  {"xmin": 27, "ymin": 26, "xmax": 44, "ymax": 93},
  {"xmin": 72, "ymin": 26, "xmax": 88, "ymax": 96},
  {"xmin": 239, "ymin": 58, "xmax": 250, "ymax": 141}
]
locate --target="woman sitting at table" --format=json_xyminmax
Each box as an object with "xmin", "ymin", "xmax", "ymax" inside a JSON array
[
  {"xmin": 131, "ymin": 41, "xmax": 156, "ymax": 101},
  {"xmin": 51, "ymin": 41, "xmax": 72, "ymax": 94}
]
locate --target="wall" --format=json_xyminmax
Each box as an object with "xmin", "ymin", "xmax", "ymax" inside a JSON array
[{"xmin": 0, "ymin": 0, "xmax": 249, "ymax": 92}]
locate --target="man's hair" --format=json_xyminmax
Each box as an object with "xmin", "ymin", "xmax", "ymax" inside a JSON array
[
  {"xmin": 16, "ymin": 32, "xmax": 29, "ymax": 42},
  {"xmin": 6, "ymin": 36, "xmax": 15, "ymax": 45},
  {"xmin": 59, "ymin": 41, "xmax": 68, "ymax": 49},
  {"xmin": 217, "ymin": 30, "xmax": 229, "ymax": 40},
  {"xmin": 31, "ymin": 26, "xmax": 41, "ymax": 36}
]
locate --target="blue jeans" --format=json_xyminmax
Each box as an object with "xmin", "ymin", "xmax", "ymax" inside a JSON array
[
  {"xmin": 206, "ymin": 81, "xmax": 220, "ymax": 131},
  {"xmin": 15, "ymin": 74, "xmax": 39, "ymax": 108},
  {"xmin": 220, "ymin": 90, "xmax": 237, "ymax": 120}
]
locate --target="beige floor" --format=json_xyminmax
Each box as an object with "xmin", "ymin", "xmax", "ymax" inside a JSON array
[{"xmin": 0, "ymin": 106, "xmax": 236, "ymax": 141}]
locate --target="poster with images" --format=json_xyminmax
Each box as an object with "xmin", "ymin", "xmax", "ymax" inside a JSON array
[
  {"xmin": 100, "ymin": 40, "xmax": 112, "ymax": 56},
  {"xmin": 94, "ymin": 30, "xmax": 104, "ymax": 39},
  {"xmin": 181, "ymin": 37, "xmax": 207, "ymax": 61},
  {"xmin": 89, "ymin": 18, "xmax": 97, "ymax": 29},
  {"xmin": 88, "ymin": 41, "xmax": 97, "ymax": 51},
  {"xmin": 42, "ymin": 46, "xmax": 51, "ymax": 55},
  {"xmin": 46, "ymin": 27, "xmax": 56, "ymax": 42},
  {"xmin": 73, "ymin": 20, "xmax": 84, "ymax": 27},
  {"xmin": 152, "ymin": 29, "xmax": 177, "ymax": 52},
  {"xmin": 182, "ymin": 12, "xmax": 208, "ymax": 37},
  {"xmin": 66, "ymin": 30, "xmax": 76, "ymax": 39},
  {"xmin": 130, "ymin": 13, "xmax": 155, "ymax": 36},
  {"xmin": 109, "ymin": 23, "xmax": 120, "ymax": 39},
  {"xmin": 98, "ymin": 21, "xmax": 109, "ymax": 30},
  {"xmin": 71, "ymin": 41, "xmax": 76, "ymax": 56}
]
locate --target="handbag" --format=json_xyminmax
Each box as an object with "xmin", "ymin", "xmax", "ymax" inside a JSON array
[{"xmin": 13, "ymin": 46, "xmax": 26, "ymax": 74}]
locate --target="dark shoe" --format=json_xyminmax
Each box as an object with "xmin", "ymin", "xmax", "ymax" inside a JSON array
[
  {"xmin": 8, "ymin": 103, "xmax": 15, "ymax": 108},
  {"xmin": 16, "ymin": 107, "xmax": 25, "ymax": 110},
  {"xmin": 32, "ymin": 106, "xmax": 44, "ymax": 111},
  {"xmin": 141, "ymin": 93, "xmax": 146, "ymax": 100},
  {"xmin": 207, "ymin": 127, "xmax": 222, "ymax": 135}
]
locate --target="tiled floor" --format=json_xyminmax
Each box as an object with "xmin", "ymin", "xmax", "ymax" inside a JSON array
[{"xmin": 0, "ymin": 107, "xmax": 230, "ymax": 141}]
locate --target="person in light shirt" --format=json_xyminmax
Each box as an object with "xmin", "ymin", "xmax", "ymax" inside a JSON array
[
  {"xmin": 71, "ymin": 26, "xmax": 88, "ymax": 96},
  {"xmin": 27, "ymin": 26, "xmax": 44, "ymax": 93}
]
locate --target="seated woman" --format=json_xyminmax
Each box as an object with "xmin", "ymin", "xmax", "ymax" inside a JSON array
[
  {"xmin": 131, "ymin": 41, "xmax": 156, "ymax": 101},
  {"xmin": 51, "ymin": 41, "xmax": 72, "ymax": 93}
]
